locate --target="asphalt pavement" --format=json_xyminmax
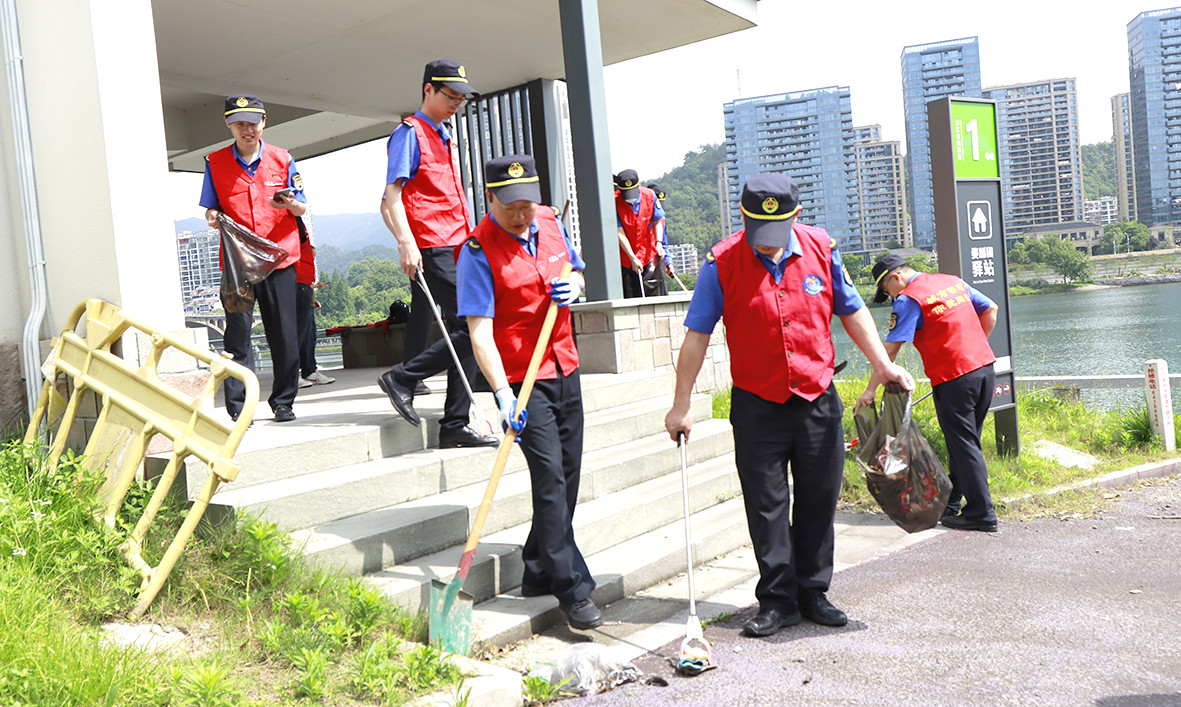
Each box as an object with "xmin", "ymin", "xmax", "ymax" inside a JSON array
[{"xmin": 575, "ymin": 475, "xmax": 1181, "ymax": 707}]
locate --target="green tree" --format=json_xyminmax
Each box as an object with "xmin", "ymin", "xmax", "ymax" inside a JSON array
[
  {"xmin": 1008, "ymin": 241, "xmax": 1029, "ymax": 264},
  {"xmin": 1102, "ymin": 221, "xmax": 1152, "ymax": 253},
  {"xmin": 1046, "ymin": 238, "xmax": 1093, "ymax": 284},
  {"xmin": 909, "ymin": 254, "xmax": 937, "ymax": 273},
  {"xmin": 1081, "ymin": 141, "xmax": 1116, "ymax": 200},
  {"xmin": 654, "ymin": 144, "xmax": 726, "ymax": 259},
  {"xmin": 317, "ymin": 270, "xmax": 352, "ymax": 322},
  {"xmin": 1027, "ymin": 237, "xmax": 1051, "ymax": 264}
]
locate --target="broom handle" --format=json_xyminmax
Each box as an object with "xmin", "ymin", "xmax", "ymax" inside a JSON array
[{"xmin": 455, "ymin": 262, "xmax": 573, "ymax": 581}]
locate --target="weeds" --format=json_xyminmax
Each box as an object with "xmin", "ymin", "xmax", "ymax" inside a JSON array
[{"xmin": 522, "ymin": 674, "xmax": 571, "ymax": 705}]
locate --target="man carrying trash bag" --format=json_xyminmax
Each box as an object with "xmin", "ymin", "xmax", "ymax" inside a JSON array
[
  {"xmin": 858, "ymin": 254, "xmax": 999, "ymax": 533},
  {"xmin": 664, "ymin": 173, "xmax": 913, "ymax": 637}
]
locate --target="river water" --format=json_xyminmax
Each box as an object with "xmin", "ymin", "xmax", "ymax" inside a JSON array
[{"xmin": 834, "ymin": 281, "xmax": 1181, "ymax": 410}]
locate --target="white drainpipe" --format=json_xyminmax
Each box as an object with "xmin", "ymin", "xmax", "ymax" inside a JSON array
[{"xmin": 1, "ymin": 0, "xmax": 50, "ymax": 421}]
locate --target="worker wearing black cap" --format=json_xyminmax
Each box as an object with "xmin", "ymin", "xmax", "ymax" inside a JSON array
[
  {"xmin": 645, "ymin": 182, "xmax": 672, "ymax": 295},
  {"xmin": 200, "ymin": 94, "xmax": 306, "ymax": 423},
  {"xmin": 614, "ymin": 169, "xmax": 666, "ymax": 298},
  {"xmin": 377, "ymin": 59, "xmax": 496, "ymax": 448},
  {"xmin": 456, "ymin": 154, "xmax": 601, "ymax": 630},
  {"xmin": 859, "ymin": 255, "xmax": 999, "ymax": 532},
  {"xmin": 665, "ymin": 173, "xmax": 914, "ymax": 637}
]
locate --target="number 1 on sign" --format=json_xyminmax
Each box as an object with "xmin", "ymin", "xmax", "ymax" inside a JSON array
[{"xmin": 965, "ymin": 119, "xmax": 980, "ymax": 161}]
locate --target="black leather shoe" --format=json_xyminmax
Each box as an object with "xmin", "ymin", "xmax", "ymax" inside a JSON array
[
  {"xmin": 378, "ymin": 371, "xmax": 420, "ymax": 426},
  {"xmin": 414, "ymin": 381, "xmax": 431, "ymax": 396},
  {"xmin": 562, "ymin": 598, "xmax": 603, "ymax": 630},
  {"xmin": 273, "ymin": 406, "xmax": 296, "ymax": 423},
  {"xmin": 742, "ymin": 607, "xmax": 802, "ymax": 637},
  {"xmin": 799, "ymin": 591, "xmax": 847, "ymax": 627},
  {"xmin": 941, "ymin": 504, "xmax": 961, "ymax": 521},
  {"xmin": 439, "ymin": 425, "xmax": 498, "ymax": 448},
  {"xmin": 941, "ymin": 515, "xmax": 998, "ymax": 533}
]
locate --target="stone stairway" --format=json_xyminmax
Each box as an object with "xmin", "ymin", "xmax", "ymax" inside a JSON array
[{"xmin": 194, "ymin": 365, "xmax": 745, "ymax": 649}]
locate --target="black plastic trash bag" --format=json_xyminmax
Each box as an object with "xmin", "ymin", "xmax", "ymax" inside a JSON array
[
  {"xmin": 854, "ymin": 384, "xmax": 951, "ymax": 533},
  {"xmin": 218, "ymin": 213, "xmax": 287, "ymax": 314}
]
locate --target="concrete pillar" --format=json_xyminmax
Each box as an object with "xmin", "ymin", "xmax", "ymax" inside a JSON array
[
  {"xmin": 558, "ymin": 0, "xmax": 621, "ymax": 301},
  {"xmin": 16, "ymin": 0, "xmax": 183, "ymax": 335}
]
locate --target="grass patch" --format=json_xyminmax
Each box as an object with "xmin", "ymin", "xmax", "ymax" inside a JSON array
[
  {"xmin": 0, "ymin": 440, "xmax": 466, "ymax": 705},
  {"xmin": 711, "ymin": 379, "xmax": 1179, "ymax": 519}
]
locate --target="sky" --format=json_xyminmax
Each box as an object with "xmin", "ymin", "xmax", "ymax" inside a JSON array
[{"xmin": 168, "ymin": 1, "xmax": 1170, "ymax": 221}]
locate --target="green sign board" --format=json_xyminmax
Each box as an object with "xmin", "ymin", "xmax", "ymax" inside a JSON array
[{"xmin": 949, "ymin": 100, "xmax": 999, "ymax": 179}]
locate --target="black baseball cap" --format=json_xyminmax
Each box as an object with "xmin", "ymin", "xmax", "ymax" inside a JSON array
[
  {"xmin": 647, "ymin": 183, "xmax": 666, "ymax": 200},
  {"xmin": 740, "ymin": 173, "xmax": 801, "ymax": 248},
  {"xmin": 224, "ymin": 94, "xmax": 265, "ymax": 124},
  {"xmin": 485, "ymin": 154, "xmax": 541, "ymax": 204},
  {"xmin": 423, "ymin": 59, "xmax": 479, "ymax": 98},
  {"xmin": 871, "ymin": 254, "xmax": 910, "ymax": 303},
  {"xmin": 614, "ymin": 169, "xmax": 640, "ymax": 200}
]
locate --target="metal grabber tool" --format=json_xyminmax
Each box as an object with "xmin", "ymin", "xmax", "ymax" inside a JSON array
[{"xmin": 675, "ymin": 432, "xmax": 717, "ymax": 675}]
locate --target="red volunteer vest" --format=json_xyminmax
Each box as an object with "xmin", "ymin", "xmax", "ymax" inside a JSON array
[
  {"xmin": 898, "ymin": 273, "xmax": 996, "ymax": 386},
  {"xmin": 399, "ymin": 116, "xmax": 471, "ymax": 248},
  {"xmin": 713, "ymin": 224, "xmax": 836, "ymax": 403},
  {"xmin": 207, "ymin": 145, "xmax": 301, "ymax": 269},
  {"xmin": 616, "ymin": 187, "xmax": 657, "ymax": 267},
  {"xmin": 469, "ymin": 208, "xmax": 579, "ymax": 383},
  {"xmin": 295, "ymin": 239, "xmax": 315, "ymax": 285}
]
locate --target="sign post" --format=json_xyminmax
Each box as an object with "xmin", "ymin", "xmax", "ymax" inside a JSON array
[
  {"xmin": 1144, "ymin": 359, "xmax": 1175, "ymax": 451},
  {"xmin": 928, "ymin": 97, "xmax": 1019, "ymax": 456}
]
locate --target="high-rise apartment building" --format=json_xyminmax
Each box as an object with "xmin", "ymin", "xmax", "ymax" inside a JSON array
[
  {"xmin": 853, "ymin": 125, "xmax": 909, "ymax": 253},
  {"xmin": 901, "ymin": 37, "xmax": 982, "ymax": 250},
  {"xmin": 176, "ymin": 229, "xmax": 221, "ymax": 309},
  {"xmin": 1128, "ymin": 8, "xmax": 1181, "ymax": 225},
  {"xmin": 722, "ymin": 86, "xmax": 858, "ymax": 248},
  {"xmin": 1111, "ymin": 93, "xmax": 1138, "ymax": 223},
  {"xmin": 1084, "ymin": 196, "xmax": 1120, "ymax": 225},
  {"xmin": 985, "ymin": 78, "xmax": 1083, "ymax": 234},
  {"xmin": 666, "ymin": 242, "xmax": 699, "ymax": 276}
]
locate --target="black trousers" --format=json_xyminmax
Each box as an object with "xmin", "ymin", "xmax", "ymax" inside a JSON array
[
  {"xmin": 393, "ymin": 246, "xmax": 478, "ymax": 433},
  {"xmin": 731, "ymin": 383, "xmax": 845, "ymax": 613},
  {"xmin": 513, "ymin": 366, "xmax": 594, "ymax": 606},
  {"xmin": 932, "ymin": 365, "xmax": 996, "ymax": 523},
  {"xmin": 221, "ymin": 265, "xmax": 299, "ymax": 415},
  {"xmin": 296, "ymin": 282, "xmax": 318, "ymax": 379}
]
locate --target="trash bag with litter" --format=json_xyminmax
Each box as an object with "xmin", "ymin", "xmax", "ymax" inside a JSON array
[
  {"xmin": 854, "ymin": 383, "xmax": 951, "ymax": 533},
  {"xmin": 550, "ymin": 643, "xmax": 643, "ymax": 696},
  {"xmin": 217, "ymin": 213, "xmax": 287, "ymax": 314}
]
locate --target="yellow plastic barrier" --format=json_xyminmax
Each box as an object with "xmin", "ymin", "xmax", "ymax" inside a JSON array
[{"xmin": 24, "ymin": 298, "xmax": 257, "ymax": 619}]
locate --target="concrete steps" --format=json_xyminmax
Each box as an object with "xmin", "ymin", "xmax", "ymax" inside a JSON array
[{"xmin": 193, "ymin": 365, "xmax": 744, "ymax": 652}]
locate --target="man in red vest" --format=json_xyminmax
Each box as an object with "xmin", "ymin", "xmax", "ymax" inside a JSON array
[
  {"xmin": 614, "ymin": 169, "xmax": 665, "ymax": 298},
  {"xmin": 665, "ymin": 174, "xmax": 913, "ymax": 637},
  {"xmin": 377, "ymin": 59, "xmax": 496, "ymax": 448},
  {"xmin": 456, "ymin": 154, "xmax": 602, "ymax": 630},
  {"xmin": 200, "ymin": 94, "xmax": 305, "ymax": 423},
  {"xmin": 860, "ymin": 255, "xmax": 999, "ymax": 532},
  {"xmin": 295, "ymin": 224, "xmax": 334, "ymax": 388}
]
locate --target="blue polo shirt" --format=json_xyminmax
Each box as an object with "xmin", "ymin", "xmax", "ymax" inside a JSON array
[
  {"xmin": 886, "ymin": 273, "xmax": 995, "ymax": 343},
  {"xmin": 199, "ymin": 141, "xmax": 305, "ymax": 210},
  {"xmin": 384, "ymin": 110, "xmax": 449, "ymax": 190},
  {"xmin": 684, "ymin": 232, "xmax": 864, "ymax": 335},
  {"xmin": 457, "ymin": 216, "xmax": 585, "ymax": 318}
]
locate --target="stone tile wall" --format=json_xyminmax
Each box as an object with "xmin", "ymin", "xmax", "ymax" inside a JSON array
[{"xmin": 571, "ymin": 293, "xmax": 731, "ymax": 394}]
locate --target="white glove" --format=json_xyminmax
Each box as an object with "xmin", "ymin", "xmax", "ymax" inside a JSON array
[
  {"xmin": 549, "ymin": 275, "xmax": 582, "ymax": 307},
  {"xmin": 495, "ymin": 387, "xmax": 527, "ymax": 436}
]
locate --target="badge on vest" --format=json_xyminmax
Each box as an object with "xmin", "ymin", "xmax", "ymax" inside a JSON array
[{"xmin": 802, "ymin": 274, "xmax": 824, "ymax": 297}]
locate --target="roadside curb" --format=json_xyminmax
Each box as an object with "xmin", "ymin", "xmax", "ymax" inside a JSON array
[
  {"xmin": 1003, "ymin": 455, "xmax": 1181, "ymax": 507},
  {"xmin": 411, "ymin": 653, "xmax": 522, "ymax": 707}
]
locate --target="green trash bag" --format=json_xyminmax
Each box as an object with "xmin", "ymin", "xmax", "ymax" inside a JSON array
[{"xmin": 854, "ymin": 384, "xmax": 951, "ymax": 533}]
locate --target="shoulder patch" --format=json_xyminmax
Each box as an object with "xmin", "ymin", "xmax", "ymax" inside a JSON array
[
  {"xmin": 204, "ymin": 154, "xmax": 210, "ymax": 163},
  {"xmin": 465, "ymin": 238, "xmax": 481, "ymax": 250},
  {"xmin": 841, "ymin": 264, "xmax": 853, "ymax": 286},
  {"xmin": 551, "ymin": 205, "xmax": 561, "ymax": 217},
  {"xmin": 888, "ymin": 312, "xmax": 898, "ymax": 330},
  {"xmin": 705, "ymin": 251, "xmax": 715, "ymax": 264},
  {"xmin": 400, "ymin": 118, "xmax": 414, "ymax": 127},
  {"xmin": 292, "ymin": 173, "xmax": 304, "ymax": 190},
  {"xmin": 828, "ymin": 237, "xmax": 836, "ymax": 250}
]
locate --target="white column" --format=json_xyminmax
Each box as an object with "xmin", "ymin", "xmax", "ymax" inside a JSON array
[{"xmin": 17, "ymin": 0, "xmax": 182, "ymax": 335}]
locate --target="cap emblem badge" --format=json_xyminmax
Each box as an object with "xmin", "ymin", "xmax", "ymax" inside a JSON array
[
  {"xmin": 508, "ymin": 162, "xmax": 524, "ymax": 178},
  {"xmin": 458, "ymin": 66, "xmax": 467, "ymax": 78},
  {"xmin": 762, "ymin": 197, "xmax": 779, "ymax": 214},
  {"xmin": 236, "ymin": 96, "xmax": 249, "ymax": 107}
]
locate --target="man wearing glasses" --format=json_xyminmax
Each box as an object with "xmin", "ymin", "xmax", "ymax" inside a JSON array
[{"xmin": 378, "ymin": 59, "xmax": 497, "ymax": 448}]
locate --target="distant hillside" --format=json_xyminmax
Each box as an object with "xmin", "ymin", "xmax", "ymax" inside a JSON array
[
  {"xmin": 1082, "ymin": 141, "xmax": 1115, "ymax": 201},
  {"xmin": 652, "ymin": 143, "xmax": 726, "ymax": 260},
  {"xmin": 174, "ymin": 212, "xmax": 390, "ymax": 252}
]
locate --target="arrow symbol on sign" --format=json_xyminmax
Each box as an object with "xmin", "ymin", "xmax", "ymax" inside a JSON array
[{"xmin": 972, "ymin": 207, "xmax": 989, "ymax": 233}]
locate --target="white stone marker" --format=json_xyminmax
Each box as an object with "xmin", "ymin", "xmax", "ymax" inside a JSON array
[{"xmin": 1144, "ymin": 359, "xmax": 1175, "ymax": 451}]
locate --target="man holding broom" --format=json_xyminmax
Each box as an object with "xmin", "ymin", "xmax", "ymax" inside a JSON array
[{"xmin": 456, "ymin": 154, "xmax": 601, "ymax": 630}]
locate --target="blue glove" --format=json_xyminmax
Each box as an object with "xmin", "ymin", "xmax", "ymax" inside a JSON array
[
  {"xmin": 549, "ymin": 275, "xmax": 582, "ymax": 307},
  {"xmin": 495, "ymin": 387, "xmax": 528, "ymax": 440}
]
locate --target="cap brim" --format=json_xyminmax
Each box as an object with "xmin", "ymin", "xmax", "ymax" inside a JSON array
[
  {"xmin": 490, "ymin": 182, "xmax": 541, "ymax": 205},
  {"xmin": 440, "ymin": 80, "xmax": 479, "ymax": 99},
  {"xmin": 225, "ymin": 111, "xmax": 264, "ymax": 125},
  {"xmin": 744, "ymin": 215, "xmax": 796, "ymax": 249},
  {"xmin": 618, "ymin": 186, "xmax": 639, "ymax": 200},
  {"xmin": 873, "ymin": 288, "xmax": 889, "ymax": 304}
]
